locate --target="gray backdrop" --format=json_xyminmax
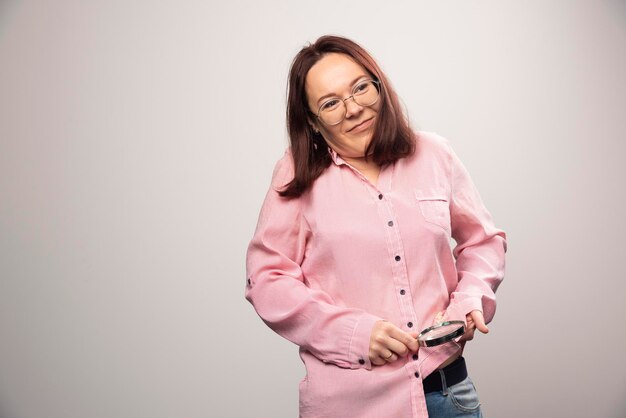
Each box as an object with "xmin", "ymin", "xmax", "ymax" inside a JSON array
[{"xmin": 1, "ymin": 0, "xmax": 625, "ymax": 417}]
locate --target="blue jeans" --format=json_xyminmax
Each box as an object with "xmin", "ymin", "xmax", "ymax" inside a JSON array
[{"xmin": 424, "ymin": 372, "xmax": 483, "ymax": 418}]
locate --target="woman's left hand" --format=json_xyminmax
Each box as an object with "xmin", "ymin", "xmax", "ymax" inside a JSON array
[{"xmin": 457, "ymin": 310, "xmax": 489, "ymax": 343}]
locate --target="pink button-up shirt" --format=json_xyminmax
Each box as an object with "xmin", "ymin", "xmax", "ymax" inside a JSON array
[{"xmin": 245, "ymin": 130, "xmax": 507, "ymax": 417}]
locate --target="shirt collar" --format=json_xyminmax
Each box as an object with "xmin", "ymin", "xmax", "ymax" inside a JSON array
[{"xmin": 327, "ymin": 146, "xmax": 346, "ymax": 166}]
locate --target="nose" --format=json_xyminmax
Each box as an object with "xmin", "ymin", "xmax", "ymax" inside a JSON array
[{"xmin": 344, "ymin": 97, "xmax": 363, "ymax": 118}]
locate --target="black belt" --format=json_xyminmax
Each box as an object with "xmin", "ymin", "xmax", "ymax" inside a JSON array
[{"xmin": 422, "ymin": 356, "xmax": 468, "ymax": 394}]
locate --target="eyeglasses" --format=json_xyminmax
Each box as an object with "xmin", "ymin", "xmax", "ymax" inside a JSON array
[{"xmin": 313, "ymin": 79, "xmax": 381, "ymax": 126}]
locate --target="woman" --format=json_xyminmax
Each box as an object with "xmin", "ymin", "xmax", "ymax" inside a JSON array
[{"xmin": 245, "ymin": 35, "xmax": 507, "ymax": 418}]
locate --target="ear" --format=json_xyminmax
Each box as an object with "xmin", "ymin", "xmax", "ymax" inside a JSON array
[{"xmin": 307, "ymin": 118, "xmax": 320, "ymax": 134}]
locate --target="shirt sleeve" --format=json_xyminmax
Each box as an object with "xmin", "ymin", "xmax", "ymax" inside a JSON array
[
  {"xmin": 441, "ymin": 137, "xmax": 508, "ymax": 326},
  {"xmin": 245, "ymin": 150, "xmax": 384, "ymax": 370}
]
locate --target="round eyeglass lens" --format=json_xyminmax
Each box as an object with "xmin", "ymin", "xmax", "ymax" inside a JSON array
[{"xmin": 318, "ymin": 80, "xmax": 380, "ymax": 125}]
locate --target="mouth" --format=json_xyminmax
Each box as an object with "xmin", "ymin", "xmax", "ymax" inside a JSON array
[{"xmin": 347, "ymin": 117, "xmax": 374, "ymax": 133}]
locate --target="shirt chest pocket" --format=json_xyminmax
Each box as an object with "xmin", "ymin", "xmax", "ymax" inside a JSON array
[{"xmin": 414, "ymin": 187, "xmax": 451, "ymax": 233}]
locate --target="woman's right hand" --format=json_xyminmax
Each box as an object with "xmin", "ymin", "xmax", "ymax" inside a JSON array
[{"xmin": 369, "ymin": 320, "xmax": 420, "ymax": 366}]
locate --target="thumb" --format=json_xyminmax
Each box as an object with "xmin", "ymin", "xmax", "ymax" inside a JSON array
[
  {"xmin": 407, "ymin": 331, "xmax": 422, "ymax": 351},
  {"xmin": 470, "ymin": 310, "xmax": 489, "ymax": 334}
]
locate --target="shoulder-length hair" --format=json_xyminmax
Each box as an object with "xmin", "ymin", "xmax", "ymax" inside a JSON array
[{"xmin": 279, "ymin": 34, "xmax": 415, "ymax": 198}]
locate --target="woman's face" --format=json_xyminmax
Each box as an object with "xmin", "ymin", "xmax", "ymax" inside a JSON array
[{"xmin": 305, "ymin": 53, "xmax": 381, "ymax": 159}]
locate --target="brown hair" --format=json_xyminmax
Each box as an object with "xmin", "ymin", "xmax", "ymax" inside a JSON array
[{"xmin": 279, "ymin": 34, "xmax": 416, "ymax": 198}]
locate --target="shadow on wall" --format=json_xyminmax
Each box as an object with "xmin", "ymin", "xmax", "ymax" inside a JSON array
[
  {"xmin": 0, "ymin": 0, "xmax": 22, "ymax": 39},
  {"xmin": 604, "ymin": 0, "xmax": 626, "ymax": 30}
]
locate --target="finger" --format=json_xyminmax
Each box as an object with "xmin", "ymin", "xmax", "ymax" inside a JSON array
[
  {"xmin": 371, "ymin": 357, "xmax": 385, "ymax": 366},
  {"xmin": 369, "ymin": 324, "xmax": 408, "ymax": 364},
  {"xmin": 388, "ymin": 327, "xmax": 419, "ymax": 353},
  {"xmin": 458, "ymin": 327, "xmax": 475, "ymax": 343},
  {"xmin": 458, "ymin": 317, "xmax": 476, "ymax": 342},
  {"xmin": 384, "ymin": 338, "xmax": 414, "ymax": 358},
  {"xmin": 371, "ymin": 341, "xmax": 397, "ymax": 363},
  {"xmin": 464, "ymin": 314, "xmax": 476, "ymax": 330},
  {"xmin": 470, "ymin": 310, "xmax": 489, "ymax": 334},
  {"xmin": 380, "ymin": 350, "xmax": 397, "ymax": 362},
  {"xmin": 409, "ymin": 331, "xmax": 422, "ymax": 349}
]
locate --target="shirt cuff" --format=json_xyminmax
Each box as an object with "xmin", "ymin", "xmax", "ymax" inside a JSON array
[
  {"xmin": 446, "ymin": 297, "xmax": 483, "ymax": 328},
  {"xmin": 347, "ymin": 313, "xmax": 385, "ymax": 370}
]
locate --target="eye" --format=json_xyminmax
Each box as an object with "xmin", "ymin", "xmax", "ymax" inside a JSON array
[
  {"xmin": 321, "ymin": 99, "xmax": 340, "ymax": 111},
  {"xmin": 354, "ymin": 81, "xmax": 371, "ymax": 94}
]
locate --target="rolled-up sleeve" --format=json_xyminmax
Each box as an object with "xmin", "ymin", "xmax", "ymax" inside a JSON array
[
  {"xmin": 441, "ymin": 138, "xmax": 508, "ymax": 325},
  {"xmin": 245, "ymin": 150, "xmax": 384, "ymax": 370}
]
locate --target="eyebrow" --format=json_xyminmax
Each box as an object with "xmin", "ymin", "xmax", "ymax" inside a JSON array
[{"xmin": 316, "ymin": 75, "xmax": 369, "ymax": 105}]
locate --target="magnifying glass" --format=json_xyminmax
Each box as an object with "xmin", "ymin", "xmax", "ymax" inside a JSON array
[{"xmin": 417, "ymin": 320, "xmax": 465, "ymax": 347}]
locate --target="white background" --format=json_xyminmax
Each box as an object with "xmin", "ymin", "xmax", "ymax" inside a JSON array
[{"xmin": 1, "ymin": 1, "xmax": 625, "ymax": 417}]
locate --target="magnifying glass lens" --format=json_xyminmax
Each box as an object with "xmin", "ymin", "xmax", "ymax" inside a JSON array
[{"xmin": 417, "ymin": 320, "xmax": 465, "ymax": 347}]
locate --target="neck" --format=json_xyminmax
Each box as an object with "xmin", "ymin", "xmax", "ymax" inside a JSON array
[
  {"xmin": 342, "ymin": 155, "xmax": 379, "ymax": 172},
  {"xmin": 342, "ymin": 154, "xmax": 381, "ymax": 185}
]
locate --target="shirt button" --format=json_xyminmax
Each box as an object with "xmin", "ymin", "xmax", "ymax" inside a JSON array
[
  {"xmin": 395, "ymin": 255, "xmax": 401, "ymax": 261},
  {"xmin": 358, "ymin": 358, "xmax": 365, "ymax": 365},
  {"xmin": 378, "ymin": 193, "xmax": 383, "ymax": 200},
  {"xmin": 412, "ymin": 354, "xmax": 418, "ymax": 361},
  {"xmin": 407, "ymin": 322, "xmax": 413, "ymax": 328},
  {"xmin": 414, "ymin": 371, "xmax": 420, "ymax": 378},
  {"xmin": 400, "ymin": 289, "xmax": 406, "ymax": 295},
  {"xmin": 388, "ymin": 221, "xmax": 394, "ymax": 227}
]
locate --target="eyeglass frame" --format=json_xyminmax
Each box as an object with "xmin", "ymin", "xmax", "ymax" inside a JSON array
[{"xmin": 309, "ymin": 78, "xmax": 382, "ymax": 126}]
